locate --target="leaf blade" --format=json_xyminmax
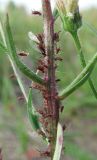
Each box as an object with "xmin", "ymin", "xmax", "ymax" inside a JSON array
[
  {"xmin": 0, "ymin": 20, "xmax": 28, "ymax": 102},
  {"xmin": 5, "ymin": 15, "xmax": 45, "ymax": 86},
  {"xmin": 0, "ymin": 41, "xmax": 7, "ymax": 53},
  {"xmin": 27, "ymin": 89, "xmax": 40, "ymax": 131},
  {"xmin": 59, "ymin": 52, "xmax": 97, "ymax": 100}
]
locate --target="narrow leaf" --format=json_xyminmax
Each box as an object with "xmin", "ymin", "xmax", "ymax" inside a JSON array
[
  {"xmin": 59, "ymin": 52, "xmax": 97, "ymax": 100},
  {"xmin": 27, "ymin": 89, "xmax": 40, "ymax": 131},
  {"xmin": 5, "ymin": 15, "xmax": 45, "ymax": 86},
  {"xmin": 0, "ymin": 21, "xmax": 7, "ymax": 45},
  {"xmin": 53, "ymin": 8, "xmax": 59, "ymax": 20},
  {"xmin": 9, "ymin": 56, "xmax": 28, "ymax": 101},
  {"xmin": 0, "ymin": 41, "xmax": 7, "ymax": 53},
  {"xmin": 53, "ymin": 123, "xmax": 63, "ymax": 160},
  {"xmin": 0, "ymin": 20, "xmax": 27, "ymax": 102},
  {"xmin": 72, "ymin": 32, "xmax": 97, "ymax": 99},
  {"xmin": 59, "ymin": 72, "xmax": 90, "ymax": 99}
]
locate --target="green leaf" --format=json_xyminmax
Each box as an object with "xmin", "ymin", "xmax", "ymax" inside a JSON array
[
  {"xmin": 0, "ymin": 20, "xmax": 28, "ymax": 102},
  {"xmin": 9, "ymin": 56, "xmax": 28, "ymax": 101},
  {"xmin": 59, "ymin": 52, "xmax": 97, "ymax": 100},
  {"xmin": 53, "ymin": 8, "xmax": 59, "ymax": 20},
  {"xmin": 27, "ymin": 89, "xmax": 40, "ymax": 131},
  {"xmin": 59, "ymin": 72, "xmax": 90, "ymax": 99},
  {"xmin": 5, "ymin": 15, "xmax": 45, "ymax": 86},
  {"xmin": 72, "ymin": 32, "xmax": 97, "ymax": 99},
  {"xmin": 53, "ymin": 123, "xmax": 63, "ymax": 160},
  {"xmin": 0, "ymin": 41, "xmax": 7, "ymax": 53}
]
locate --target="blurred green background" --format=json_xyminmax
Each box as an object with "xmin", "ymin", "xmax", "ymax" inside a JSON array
[{"xmin": 0, "ymin": 2, "xmax": 97, "ymax": 160}]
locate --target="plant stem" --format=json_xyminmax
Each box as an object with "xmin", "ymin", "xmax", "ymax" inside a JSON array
[
  {"xmin": 72, "ymin": 32, "xmax": 97, "ymax": 99},
  {"xmin": 42, "ymin": 0, "xmax": 60, "ymax": 158}
]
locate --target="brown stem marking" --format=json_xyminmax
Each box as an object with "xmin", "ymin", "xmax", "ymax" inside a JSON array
[
  {"xmin": 41, "ymin": 0, "xmax": 60, "ymax": 158},
  {"xmin": 0, "ymin": 148, "xmax": 2, "ymax": 160}
]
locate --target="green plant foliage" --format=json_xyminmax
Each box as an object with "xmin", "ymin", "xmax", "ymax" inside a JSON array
[
  {"xmin": 0, "ymin": 41, "xmax": 7, "ymax": 53},
  {"xmin": 0, "ymin": 20, "xmax": 28, "ymax": 101},
  {"xmin": 5, "ymin": 15, "xmax": 45, "ymax": 86},
  {"xmin": 0, "ymin": 2, "xmax": 97, "ymax": 159},
  {"xmin": 27, "ymin": 89, "xmax": 40, "ymax": 131},
  {"xmin": 59, "ymin": 52, "xmax": 97, "ymax": 100}
]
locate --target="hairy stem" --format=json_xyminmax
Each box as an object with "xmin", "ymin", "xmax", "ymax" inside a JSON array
[
  {"xmin": 72, "ymin": 32, "xmax": 97, "ymax": 99},
  {"xmin": 42, "ymin": 0, "xmax": 60, "ymax": 158}
]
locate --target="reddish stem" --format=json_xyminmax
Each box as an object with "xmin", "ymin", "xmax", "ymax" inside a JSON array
[{"xmin": 41, "ymin": 0, "xmax": 60, "ymax": 158}]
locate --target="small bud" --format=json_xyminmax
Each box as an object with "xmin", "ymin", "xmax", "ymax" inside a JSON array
[
  {"xmin": 56, "ymin": 48, "xmax": 61, "ymax": 54},
  {"xmin": 56, "ymin": 0, "xmax": 78, "ymax": 17},
  {"xmin": 63, "ymin": 124, "xmax": 66, "ymax": 131},
  {"xmin": 9, "ymin": 74, "xmax": 16, "ymax": 79},
  {"xmin": 56, "ymin": 0, "xmax": 82, "ymax": 33},
  {"xmin": 37, "ymin": 65, "xmax": 45, "ymax": 73},
  {"xmin": 18, "ymin": 96, "xmax": 25, "ymax": 101},
  {"xmin": 54, "ymin": 32, "xmax": 60, "ymax": 42},
  {"xmin": 60, "ymin": 106, "xmax": 64, "ymax": 112},
  {"xmin": 32, "ymin": 11, "xmax": 42, "ymax": 16},
  {"xmin": 18, "ymin": 51, "xmax": 29, "ymax": 56},
  {"xmin": 28, "ymin": 32, "xmax": 39, "ymax": 43},
  {"xmin": 55, "ymin": 56, "xmax": 63, "ymax": 61},
  {"xmin": 56, "ymin": 79, "xmax": 61, "ymax": 82},
  {"xmin": 38, "ymin": 43, "xmax": 46, "ymax": 56}
]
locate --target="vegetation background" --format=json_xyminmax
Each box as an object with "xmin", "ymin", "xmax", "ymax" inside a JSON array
[{"xmin": 0, "ymin": 1, "xmax": 97, "ymax": 160}]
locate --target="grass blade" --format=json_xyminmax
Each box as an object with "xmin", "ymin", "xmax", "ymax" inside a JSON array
[
  {"xmin": 0, "ymin": 20, "xmax": 28, "ymax": 102},
  {"xmin": 0, "ymin": 41, "xmax": 7, "ymax": 53},
  {"xmin": 5, "ymin": 15, "xmax": 45, "ymax": 86},
  {"xmin": 59, "ymin": 52, "xmax": 97, "ymax": 100},
  {"xmin": 27, "ymin": 89, "xmax": 40, "ymax": 131},
  {"xmin": 72, "ymin": 32, "xmax": 97, "ymax": 99}
]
